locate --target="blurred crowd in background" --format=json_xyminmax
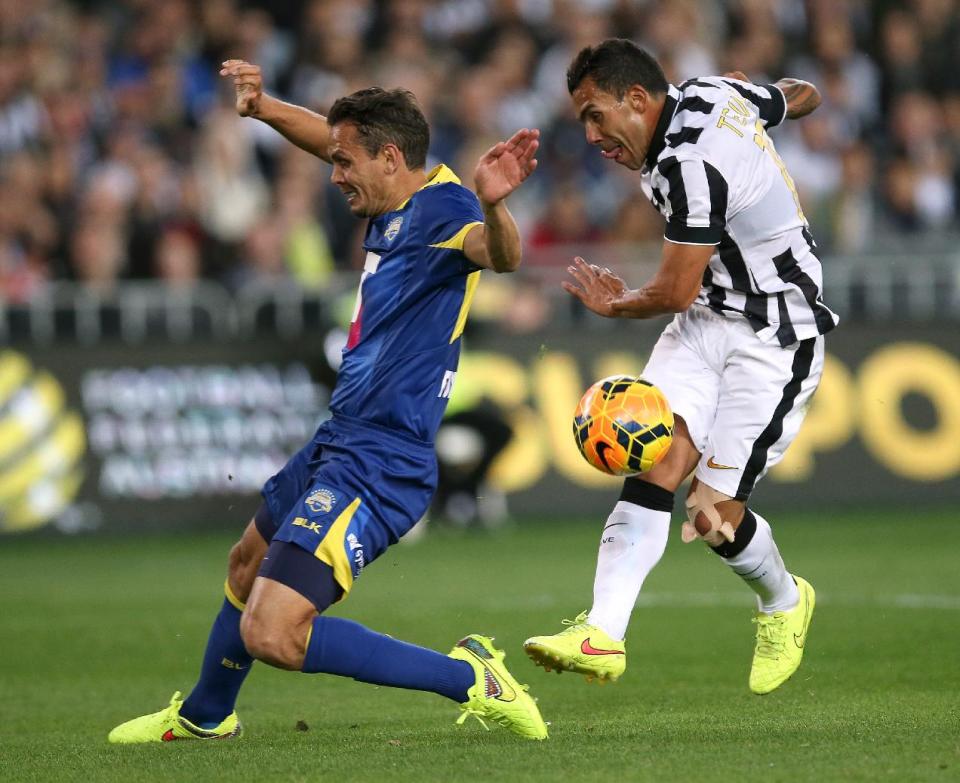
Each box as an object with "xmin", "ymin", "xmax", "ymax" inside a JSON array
[{"xmin": 2, "ymin": 0, "xmax": 960, "ymax": 306}]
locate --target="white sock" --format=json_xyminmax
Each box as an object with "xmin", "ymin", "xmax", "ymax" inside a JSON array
[
  {"xmin": 587, "ymin": 501, "xmax": 670, "ymax": 640},
  {"xmin": 721, "ymin": 510, "xmax": 799, "ymax": 613}
]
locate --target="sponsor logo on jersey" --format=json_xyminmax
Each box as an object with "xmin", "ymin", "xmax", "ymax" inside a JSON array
[
  {"xmin": 347, "ymin": 532, "xmax": 365, "ymax": 574},
  {"xmin": 305, "ymin": 488, "xmax": 336, "ymax": 514},
  {"xmin": 384, "ymin": 216, "xmax": 404, "ymax": 242}
]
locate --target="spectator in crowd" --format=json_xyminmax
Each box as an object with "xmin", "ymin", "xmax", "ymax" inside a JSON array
[
  {"xmin": 831, "ymin": 141, "xmax": 878, "ymax": 254},
  {"xmin": 528, "ymin": 181, "xmax": 601, "ymax": 251},
  {"xmin": 154, "ymin": 223, "xmax": 202, "ymax": 287}
]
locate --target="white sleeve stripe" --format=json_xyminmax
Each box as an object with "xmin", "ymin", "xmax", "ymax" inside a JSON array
[
  {"xmin": 663, "ymin": 236, "xmax": 719, "ymax": 246},
  {"xmin": 680, "ymin": 160, "xmax": 713, "ymax": 229}
]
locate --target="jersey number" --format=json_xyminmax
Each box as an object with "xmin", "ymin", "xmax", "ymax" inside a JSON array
[
  {"xmin": 347, "ymin": 252, "xmax": 381, "ymax": 349},
  {"xmin": 717, "ymin": 94, "xmax": 807, "ymax": 223},
  {"xmin": 752, "ymin": 120, "xmax": 806, "ymax": 223}
]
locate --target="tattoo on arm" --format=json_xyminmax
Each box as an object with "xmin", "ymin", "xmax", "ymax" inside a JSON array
[{"xmin": 776, "ymin": 78, "xmax": 821, "ymax": 119}]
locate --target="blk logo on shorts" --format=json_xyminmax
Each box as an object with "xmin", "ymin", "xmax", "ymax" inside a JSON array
[{"xmin": 292, "ymin": 517, "xmax": 323, "ymax": 534}]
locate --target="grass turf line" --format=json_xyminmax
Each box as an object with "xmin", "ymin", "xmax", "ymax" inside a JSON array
[{"xmin": 0, "ymin": 509, "xmax": 958, "ymax": 782}]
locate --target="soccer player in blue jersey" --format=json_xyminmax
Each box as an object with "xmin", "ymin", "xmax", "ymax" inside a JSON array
[{"xmin": 108, "ymin": 60, "xmax": 547, "ymax": 742}]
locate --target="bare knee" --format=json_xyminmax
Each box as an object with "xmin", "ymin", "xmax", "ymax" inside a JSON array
[
  {"xmin": 240, "ymin": 577, "xmax": 316, "ymax": 670},
  {"xmin": 240, "ymin": 611, "xmax": 308, "ymax": 671},
  {"xmin": 640, "ymin": 416, "xmax": 702, "ymax": 491}
]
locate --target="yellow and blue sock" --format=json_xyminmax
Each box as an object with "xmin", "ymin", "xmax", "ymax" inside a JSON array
[
  {"xmin": 302, "ymin": 616, "xmax": 474, "ymax": 703},
  {"xmin": 181, "ymin": 584, "xmax": 253, "ymax": 728}
]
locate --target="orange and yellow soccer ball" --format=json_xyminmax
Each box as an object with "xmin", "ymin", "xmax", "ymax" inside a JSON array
[{"xmin": 572, "ymin": 375, "xmax": 674, "ymax": 476}]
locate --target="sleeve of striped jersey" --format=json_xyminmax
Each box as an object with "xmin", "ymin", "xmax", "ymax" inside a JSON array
[
  {"xmin": 757, "ymin": 83, "xmax": 787, "ymax": 128},
  {"xmin": 722, "ymin": 79, "xmax": 787, "ymax": 129},
  {"xmin": 657, "ymin": 156, "xmax": 728, "ymax": 245},
  {"xmin": 422, "ymin": 184, "xmax": 485, "ymax": 254}
]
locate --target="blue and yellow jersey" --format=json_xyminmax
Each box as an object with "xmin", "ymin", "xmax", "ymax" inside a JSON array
[{"xmin": 329, "ymin": 164, "xmax": 485, "ymax": 443}]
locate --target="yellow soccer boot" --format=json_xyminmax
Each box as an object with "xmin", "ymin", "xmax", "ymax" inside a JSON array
[
  {"xmin": 449, "ymin": 634, "xmax": 548, "ymax": 740},
  {"xmin": 524, "ymin": 612, "xmax": 626, "ymax": 683},
  {"xmin": 108, "ymin": 692, "xmax": 242, "ymax": 743},
  {"xmin": 750, "ymin": 576, "xmax": 816, "ymax": 695}
]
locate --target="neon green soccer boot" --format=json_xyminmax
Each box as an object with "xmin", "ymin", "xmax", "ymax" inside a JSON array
[
  {"xmin": 107, "ymin": 692, "xmax": 242, "ymax": 743},
  {"xmin": 523, "ymin": 612, "xmax": 626, "ymax": 683},
  {"xmin": 449, "ymin": 634, "xmax": 548, "ymax": 740},
  {"xmin": 749, "ymin": 575, "xmax": 816, "ymax": 695}
]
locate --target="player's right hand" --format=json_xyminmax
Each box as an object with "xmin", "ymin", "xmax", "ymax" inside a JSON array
[
  {"xmin": 220, "ymin": 59, "xmax": 264, "ymax": 117},
  {"xmin": 562, "ymin": 257, "xmax": 630, "ymax": 318}
]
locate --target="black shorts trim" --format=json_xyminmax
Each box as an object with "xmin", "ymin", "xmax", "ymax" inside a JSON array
[
  {"xmin": 258, "ymin": 540, "xmax": 343, "ymax": 613},
  {"xmin": 254, "ymin": 502, "xmax": 278, "ymax": 543},
  {"xmin": 735, "ymin": 338, "xmax": 816, "ymax": 501}
]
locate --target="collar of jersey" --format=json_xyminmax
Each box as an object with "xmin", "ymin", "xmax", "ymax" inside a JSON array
[
  {"xmin": 643, "ymin": 84, "xmax": 681, "ymax": 170},
  {"xmin": 393, "ymin": 163, "xmax": 461, "ymax": 211}
]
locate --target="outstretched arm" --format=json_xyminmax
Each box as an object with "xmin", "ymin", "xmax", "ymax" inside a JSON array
[
  {"xmin": 724, "ymin": 70, "xmax": 821, "ymax": 120},
  {"xmin": 563, "ymin": 241, "xmax": 714, "ymax": 319},
  {"xmin": 463, "ymin": 128, "xmax": 540, "ymax": 273},
  {"xmin": 219, "ymin": 60, "xmax": 333, "ymax": 163}
]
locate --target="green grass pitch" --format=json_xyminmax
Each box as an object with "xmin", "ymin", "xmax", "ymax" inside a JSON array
[{"xmin": 1, "ymin": 508, "xmax": 958, "ymax": 782}]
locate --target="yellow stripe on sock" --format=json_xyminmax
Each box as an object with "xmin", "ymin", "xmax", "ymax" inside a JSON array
[
  {"xmin": 314, "ymin": 496, "xmax": 363, "ymax": 597},
  {"xmin": 224, "ymin": 579, "xmax": 246, "ymax": 611}
]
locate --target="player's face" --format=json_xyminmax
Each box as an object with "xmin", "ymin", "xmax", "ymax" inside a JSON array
[
  {"xmin": 572, "ymin": 78, "xmax": 652, "ymax": 171},
  {"xmin": 329, "ymin": 123, "xmax": 394, "ymax": 217}
]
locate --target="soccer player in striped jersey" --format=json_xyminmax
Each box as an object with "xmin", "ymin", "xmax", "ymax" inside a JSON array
[
  {"xmin": 525, "ymin": 40, "xmax": 836, "ymax": 695},
  {"xmin": 108, "ymin": 61, "xmax": 548, "ymax": 743}
]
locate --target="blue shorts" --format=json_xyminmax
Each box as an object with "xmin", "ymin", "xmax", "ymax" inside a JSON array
[{"xmin": 256, "ymin": 414, "xmax": 437, "ymax": 601}]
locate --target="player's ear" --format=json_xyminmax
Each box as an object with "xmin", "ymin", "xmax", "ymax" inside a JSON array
[
  {"xmin": 627, "ymin": 85, "xmax": 648, "ymax": 113},
  {"xmin": 381, "ymin": 143, "xmax": 404, "ymax": 175}
]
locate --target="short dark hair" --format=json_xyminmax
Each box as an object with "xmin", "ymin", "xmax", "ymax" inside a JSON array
[
  {"xmin": 567, "ymin": 39, "xmax": 668, "ymax": 98},
  {"xmin": 327, "ymin": 87, "xmax": 430, "ymax": 169}
]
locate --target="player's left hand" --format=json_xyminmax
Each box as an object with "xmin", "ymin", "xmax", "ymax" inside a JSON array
[
  {"xmin": 474, "ymin": 128, "xmax": 539, "ymax": 205},
  {"xmin": 723, "ymin": 70, "xmax": 750, "ymax": 82},
  {"xmin": 562, "ymin": 257, "xmax": 629, "ymax": 318}
]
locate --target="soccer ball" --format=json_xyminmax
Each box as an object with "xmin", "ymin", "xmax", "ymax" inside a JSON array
[{"xmin": 572, "ymin": 375, "xmax": 674, "ymax": 476}]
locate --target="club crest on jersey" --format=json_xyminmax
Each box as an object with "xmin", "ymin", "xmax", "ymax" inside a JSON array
[
  {"xmin": 384, "ymin": 216, "xmax": 404, "ymax": 242},
  {"xmin": 305, "ymin": 488, "xmax": 336, "ymax": 514}
]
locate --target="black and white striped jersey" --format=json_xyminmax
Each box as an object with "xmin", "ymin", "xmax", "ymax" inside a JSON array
[{"xmin": 640, "ymin": 76, "xmax": 838, "ymax": 347}]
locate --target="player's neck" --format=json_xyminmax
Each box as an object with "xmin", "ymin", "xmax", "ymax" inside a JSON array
[
  {"xmin": 638, "ymin": 92, "xmax": 669, "ymax": 169},
  {"xmin": 385, "ymin": 168, "xmax": 429, "ymax": 212}
]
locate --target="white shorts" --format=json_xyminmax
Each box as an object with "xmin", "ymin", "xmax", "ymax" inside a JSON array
[{"xmin": 641, "ymin": 305, "xmax": 824, "ymax": 501}]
